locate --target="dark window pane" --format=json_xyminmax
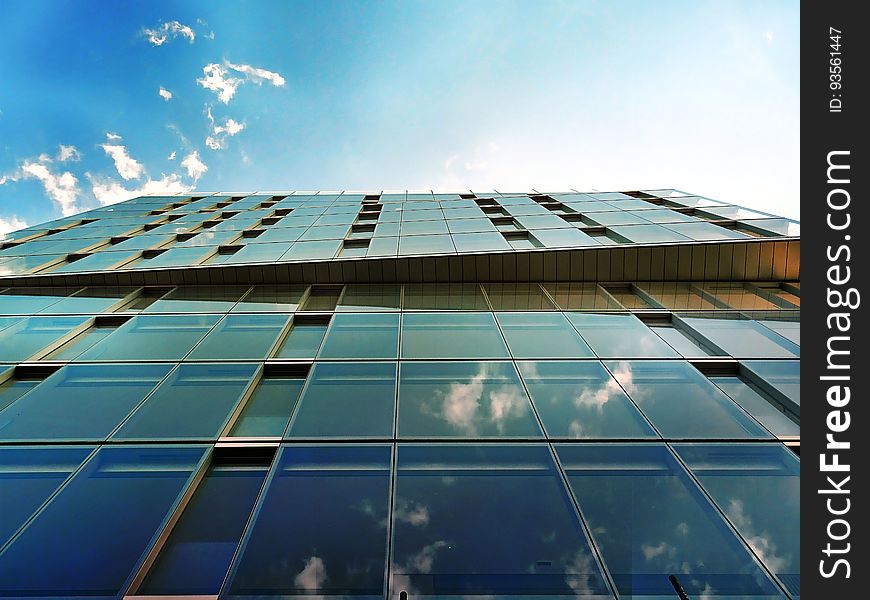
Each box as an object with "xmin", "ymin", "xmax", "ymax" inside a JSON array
[
  {"xmin": 0, "ymin": 446, "xmax": 206, "ymax": 598},
  {"xmin": 398, "ymin": 362, "xmax": 541, "ymax": 438},
  {"xmin": 497, "ymin": 313, "xmax": 594, "ymax": 359},
  {"xmin": 274, "ymin": 317, "xmax": 328, "ymax": 359},
  {"xmin": 139, "ymin": 464, "xmax": 268, "ymax": 595},
  {"xmin": 544, "ymin": 283, "xmax": 621, "ymax": 310},
  {"xmin": 392, "ymin": 445, "xmax": 611, "ymax": 598},
  {"xmin": 0, "ymin": 446, "xmax": 93, "ymax": 545},
  {"xmin": 112, "ymin": 364, "xmax": 257, "ymax": 440},
  {"xmin": 484, "ymin": 283, "xmax": 557, "ymax": 310},
  {"xmin": 517, "ymin": 361, "xmax": 657, "ymax": 439},
  {"xmin": 566, "ymin": 313, "xmax": 680, "ymax": 359},
  {"xmin": 300, "ymin": 286, "xmax": 342, "ymax": 311},
  {"xmin": 187, "ymin": 314, "xmax": 289, "ymax": 360},
  {"xmin": 318, "ymin": 313, "xmax": 399, "ymax": 359},
  {"xmin": 78, "ymin": 315, "xmax": 220, "ymax": 361},
  {"xmin": 229, "ymin": 376, "xmax": 306, "ymax": 438},
  {"xmin": 557, "ymin": 444, "xmax": 783, "ymax": 599},
  {"xmin": 226, "ymin": 445, "xmax": 391, "ymax": 598},
  {"xmin": 711, "ymin": 376, "xmax": 799, "ymax": 437},
  {"xmin": 337, "ymin": 284, "xmax": 401, "ymax": 311},
  {"xmin": 0, "ymin": 364, "xmax": 172, "ymax": 442},
  {"xmin": 403, "ymin": 284, "xmax": 489, "ymax": 310},
  {"xmin": 401, "ymin": 313, "xmax": 509, "ymax": 359},
  {"xmin": 605, "ymin": 361, "xmax": 771, "ymax": 439},
  {"xmin": 673, "ymin": 444, "xmax": 800, "ymax": 597},
  {"xmin": 232, "ymin": 285, "xmax": 307, "ymax": 312},
  {"xmin": 288, "ymin": 363, "xmax": 396, "ymax": 438}
]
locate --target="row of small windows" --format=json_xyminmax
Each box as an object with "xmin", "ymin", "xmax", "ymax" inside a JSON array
[
  {"xmin": 0, "ymin": 357, "xmax": 799, "ymax": 442},
  {"xmin": 0, "ymin": 281, "xmax": 800, "ymax": 316},
  {"xmin": 0, "ymin": 442, "xmax": 800, "ymax": 599}
]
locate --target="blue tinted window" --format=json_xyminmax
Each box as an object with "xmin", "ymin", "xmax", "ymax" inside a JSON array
[
  {"xmin": 557, "ymin": 444, "xmax": 783, "ymax": 599},
  {"xmin": 0, "ymin": 446, "xmax": 93, "ymax": 544},
  {"xmin": 226, "ymin": 445, "xmax": 391, "ymax": 598},
  {"xmin": 0, "ymin": 316, "xmax": 89, "ymax": 362},
  {"xmin": 139, "ymin": 464, "xmax": 268, "ymax": 595},
  {"xmin": 0, "ymin": 446, "xmax": 206, "ymax": 598},
  {"xmin": 0, "ymin": 364, "xmax": 172, "ymax": 442},
  {"xmin": 392, "ymin": 445, "xmax": 611, "ymax": 598},
  {"xmin": 566, "ymin": 313, "xmax": 680, "ymax": 358},
  {"xmin": 318, "ymin": 313, "xmax": 399, "ymax": 359},
  {"xmin": 112, "ymin": 364, "xmax": 257, "ymax": 440},
  {"xmin": 496, "ymin": 313, "xmax": 594, "ymax": 359},
  {"xmin": 78, "ymin": 314, "xmax": 220, "ymax": 361},
  {"xmin": 401, "ymin": 313, "xmax": 509, "ymax": 359},
  {"xmin": 673, "ymin": 444, "xmax": 800, "ymax": 597}
]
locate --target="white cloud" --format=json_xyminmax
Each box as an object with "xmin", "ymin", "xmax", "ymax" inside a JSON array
[
  {"xmin": 197, "ymin": 61, "xmax": 285, "ymax": 104},
  {"xmin": 293, "ymin": 556, "xmax": 326, "ymax": 591},
  {"xmin": 205, "ymin": 106, "xmax": 246, "ymax": 149},
  {"xmin": 181, "ymin": 150, "xmax": 208, "ymax": 181},
  {"xmin": 21, "ymin": 159, "xmax": 79, "ymax": 216},
  {"xmin": 100, "ymin": 135, "xmax": 145, "ymax": 180},
  {"xmin": 143, "ymin": 20, "xmax": 195, "ymax": 46},
  {"xmin": 57, "ymin": 144, "xmax": 82, "ymax": 162},
  {"xmin": 0, "ymin": 216, "xmax": 28, "ymax": 237},
  {"xmin": 88, "ymin": 173, "xmax": 192, "ymax": 206},
  {"xmin": 105, "ymin": 132, "xmax": 122, "ymax": 141},
  {"xmin": 167, "ymin": 151, "xmax": 176, "ymax": 160},
  {"xmin": 158, "ymin": 87, "xmax": 173, "ymax": 101}
]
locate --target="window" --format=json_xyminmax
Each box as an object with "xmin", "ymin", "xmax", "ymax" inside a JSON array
[
  {"xmin": 111, "ymin": 363, "xmax": 257, "ymax": 440},
  {"xmin": 287, "ymin": 362, "xmax": 396, "ymax": 438},
  {"xmin": 228, "ymin": 369, "xmax": 307, "ymax": 437},
  {"xmin": 604, "ymin": 361, "xmax": 771, "ymax": 439},
  {"xmin": 273, "ymin": 315, "xmax": 330, "ymax": 358},
  {"xmin": 710, "ymin": 375, "xmax": 799, "ymax": 437},
  {"xmin": 137, "ymin": 461, "xmax": 269, "ymax": 595},
  {"xmin": 398, "ymin": 362, "xmax": 541, "ymax": 438},
  {"xmin": 144, "ymin": 285, "xmax": 250, "ymax": 313},
  {"xmin": 484, "ymin": 283, "xmax": 557, "ymax": 311},
  {"xmin": 0, "ymin": 369, "xmax": 44, "ymax": 412},
  {"xmin": 680, "ymin": 315, "xmax": 800, "ymax": 359},
  {"xmin": 401, "ymin": 313, "xmax": 509, "ymax": 359},
  {"xmin": 318, "ymin": 313, "xmax": 399, "ymax": 359},
  {"xmin": 403, "ymin": 283, "xmax": 489, "ymax": 311},
  {"xmin": 337, "ymin": 284, "xmax": 401, "ymax": 311},
  {"xmin": 78, "ymin": 314, "xmax": 220, "ymax": 361},
  {"xmin": 517, "ymin": 361, "xmax": 657, "ymax": 439},
  {"xmin": 544, "ymin": 283, "xmax": 622, "ymax": 310},
  {"xmin": 566, "ymin": 313, "xmax": 680, "ymax": 359},
  {"xmin": 0, "ymin": 364, "xmax": 171, "ymax": 442},
  {"xmin": 391, "ymin": 445, "xmax": 611, "ymax": 598},
  {"xmin": 42, "ymin": 318, "xmax": 125, "ymax": 360},
  {"xmin": 300, "ymin": 286, "xmax": 342, "ymax": 311},
  {"xmin": 496, "ymin": 313, "xmax": 593, "ymax": 358},
  {"xmin": 232, "ymin": 284, "xmax": 307, "ymax": 312},
  {"xmin": 225, "ymin": 445, "xmax": 391, "ymax": 598},
  {"xmin": 187, "ymin": 313, "xmax": 290, "ymax": 360},
  {"xmin": 0, "ymin": 445, "xmax": 207, "ymax": 598},
  {"xmin": 557, "ymin": 444, "xmax": 782, "ymax": 599},
  {"xmin": 0, "ymin": 316, "xmax": 89, "ymax": 362}
]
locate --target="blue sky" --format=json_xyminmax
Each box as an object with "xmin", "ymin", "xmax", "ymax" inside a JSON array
[{"xmin": 0, "ymin": 0, "xmax": 799, "ymax": 234}]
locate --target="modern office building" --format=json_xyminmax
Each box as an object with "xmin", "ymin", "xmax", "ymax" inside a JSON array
[{"xmin": 0, "ymin": 189, "xmax": 799, "ymax": 599}]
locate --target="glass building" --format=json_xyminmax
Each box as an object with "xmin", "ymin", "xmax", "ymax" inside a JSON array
[{"xmin": 0, "ymin": 189, "xmax": 799, "ymax": 599}]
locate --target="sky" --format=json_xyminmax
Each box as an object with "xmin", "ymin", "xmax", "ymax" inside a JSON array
[{"xmin": 0, "ymin": 0, "xmax": 800, "ymax": 235}]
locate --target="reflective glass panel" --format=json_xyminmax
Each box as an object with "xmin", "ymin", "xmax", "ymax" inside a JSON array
[
  {"xmin": 566, "ymin": 313, "xmax": 680, "ymax": 358},
  {"xmin": 398, "ymin": 362, "xmax": 541, "ymax": 438},
  {"xmin": 0, "ymin": 446, "xmax": 206, "ymax": 598},
  {"xmin": 403, "ymin": 284, "xmax": 489, "ymax": 310},
  {"xmin": 112, "ymin": 363, "xmax": 256, "ymax": 440},
  {"xmin": 496, "ymin": 313, "xmax": 594, "ymax": 358},
  {"xmin": 0, "ymin": 364, "xmax": 172, "ymax": 442},
  {"xmin": 187, "ymin": 314, "xmax": 289, "ymax": 360},
  {"xmin": 42, "ymin": 321, "xmax": 121, "ymax": 360},
  {"xmin": 484, "ymin": 283, "xmax": 557, "ymax": 310},
  {"xmin": 681, "ymin": 316, "xmax": 800, "ymax": 359},
  {"xmin": 605, "ymin": 361, "xmax": 771, "ymax": 439},
  {"xmin": 674, "ymin": 444, "xmax": 800, "ymax": 596},
  {"xmin": 139, "ymin": 463, "xmax": 268, "ymax": 595},
  {"xmin": 517, "ymin": 361, "xmax": 657, "ymax": 438},
  {"xmin": 337, "ymin": 284, "xmax": 401, "ymax": 311},
  {"xmin": 0, "ymin": 316, "xmax": 89, "ymax": 362},
  {"xmin": 544, "ymin": 283, "xmax": 622, "ymax": 310},
  {"xmin": 229, "ymin": 376, "xmax": 306, "ymax": 438},
  {"xmin": 742, "ymin": 361, "xmax": 800, "ymax": 409},
  {"xmin": 144, "ymin": 286, "xmax": 250, "ymax": 313},
  {"xmin": 274, "ymin": 317, "xmax": 329, "ymax": 359},
  {"xmin": 318, "ymin": 313, "xmax": 399, "ymax": 359},
  {"xmin": 710, "ymin": 376, "xmax": 799, "ymax": 437},
  {"xmin": 232, "ymin": 285, "xmax": 307, "ymax": 312},
  {"xmin": 288, "ymin": 362, "xmax": 396, "ymax": 438},
  {"xmin": 226, "ymin": 445, "xmax": 391, "ymax": 598},
  {"xmin": 0, "ymin": 373, "xmax": 41, "ymax": 413},
  {"xmin": 557, "ymin": 444, "xmax": 783, "ymax": 599},
  {"xmin": 401, "ymin": 313, "xmax": 509, "ymax": 359},
  {"xmin": 0, "ymin": 446, "xmax": 93, "ymax": 545},
  {"xmin": 78, "ymin": 314, "xmax": 220, "ymax": 361},
  {"xmin": 300, "ymin": 287, "xmax": 342, "ymax": 311},
  {"xmin": 391, "ymin": 445, "xmax": 611, "ymax": 598}
]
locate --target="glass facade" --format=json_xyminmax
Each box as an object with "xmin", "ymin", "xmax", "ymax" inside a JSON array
[{"xmin": 0, "ymin": 189, "xmax": 799, "ymax": 599}]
